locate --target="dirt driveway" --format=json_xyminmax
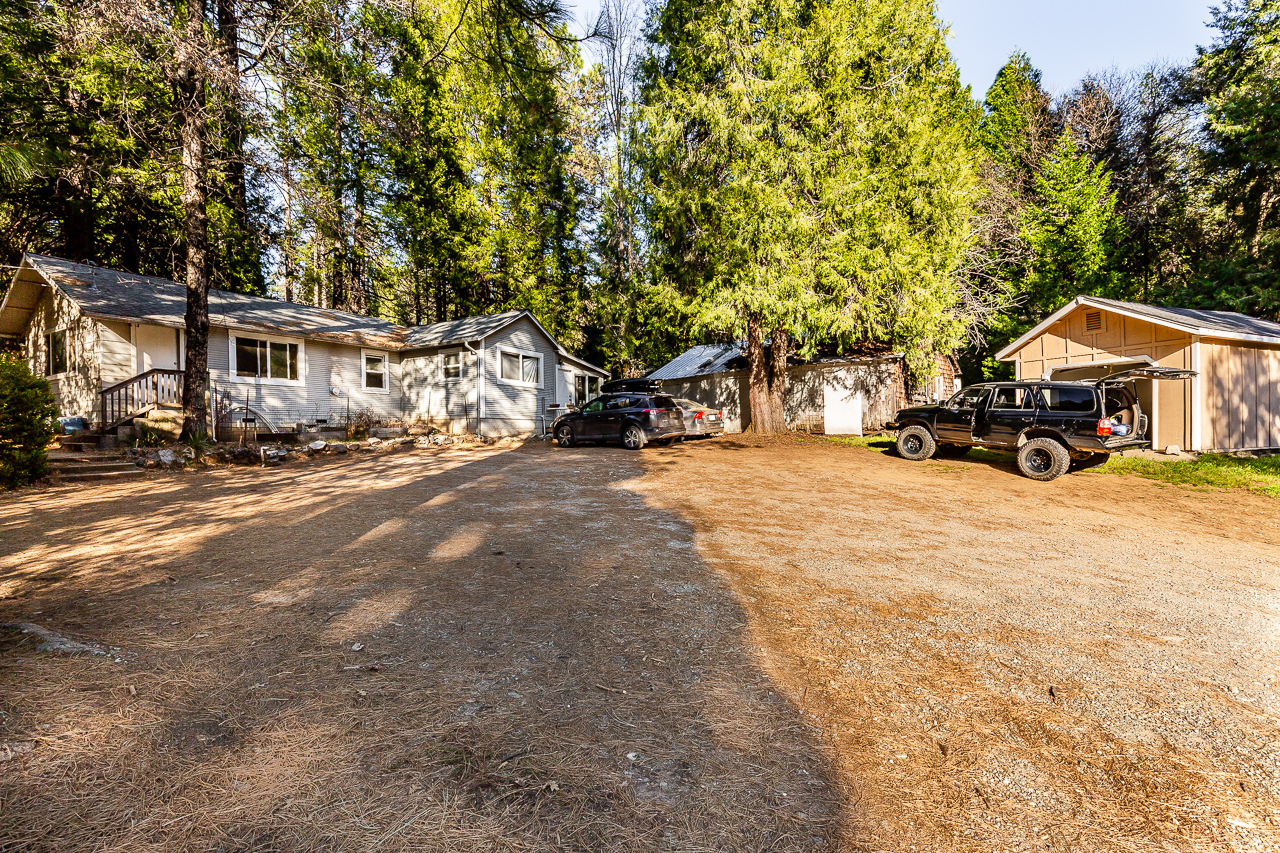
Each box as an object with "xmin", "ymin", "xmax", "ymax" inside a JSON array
[{"xmin": 1, "ymin": 438, "xmax": 1278, "ymax": 852}]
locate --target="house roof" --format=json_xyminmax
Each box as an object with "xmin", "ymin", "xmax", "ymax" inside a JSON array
[
  {"xmin": 996, "ymin": 295, "xmax": 1280, "ymax": 360},
  {"xmin": 0, "ymin": 255, "xmax": 608, "ymax": 375},
  {"xmin": 646, "ymin": 343, "xmax": 745, "ymax": 380},
  {"xmin": 16, "ymin": 254, "xmax": 406, "ymax": 348},
  {"xmin": 401, "ymin": 310, "xmax": 528, "ymax": 349}
]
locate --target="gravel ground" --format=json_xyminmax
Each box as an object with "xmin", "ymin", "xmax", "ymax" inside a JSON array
[
  {"xmin": 0, "ymin": 437, "xmax": 1277, "ymax": 852},
  {"xmin": 637, "ymin": 434, "xmax": 1280, "ymax": 852}
]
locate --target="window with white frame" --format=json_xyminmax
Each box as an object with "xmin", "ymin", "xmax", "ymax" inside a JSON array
[
  {"xmin": 44, "ymin": 329, "xmax": 69, "ymax": 376},
  {"xmin": 362, "ymin": 350, "xmax": 388, "ymax": 391},
  {"xmin": 574, "ymin": 374, "xmax": 601, "ymax": 406},
  {"xmin": 498, "ymin": 347, "xmax": 541, "ymax": 387},
  {"xmin": 441, "ymin": 351, "xmax": 462, "ymax": 380},
  {"xmin": 231, "ymin": 335, "xmax": 301, "ymax": 383}
]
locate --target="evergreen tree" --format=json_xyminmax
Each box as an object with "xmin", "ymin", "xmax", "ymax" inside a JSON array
[
  {"xmin": 1192, "ymin": 0, "xmax": 1280, "ymax": 319},
  {"xmin": 641, "ymin": 0, "xmax": 982, "ymax": 430},
  {"xmin": 1020, "ymin": 131, "xmax": 1126, "ymax": 312}
]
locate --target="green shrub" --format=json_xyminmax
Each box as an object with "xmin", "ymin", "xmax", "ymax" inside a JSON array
[{"xmin": 0, "ymin": 354, "xmax": 59, "ymax": 488}]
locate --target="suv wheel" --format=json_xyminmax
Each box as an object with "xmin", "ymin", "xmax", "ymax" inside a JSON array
[
  {"xmin": 621, "ymin": 423, "xmax": 646, "ymax": 450},
  {"xmin": 896, "ymin": 425, "xmax": 936, "ymax": 461},
  {"xmin": 555, "ymin": 424, "xmax": 575, "ymax": 447},
  {"xmin": 1018, "ymin": 438, "xmax": 1070, "ymax": 481}
]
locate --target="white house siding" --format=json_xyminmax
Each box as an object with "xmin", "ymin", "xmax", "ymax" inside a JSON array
[
  {"xmin": 482, "ymin": 317, "xmax": 559, "ymax": 435},
  {"xmin": 25, "ymin": 287, "xmax": 100, "ymax": 423},
  {"xmin": 208, "ymin": 327, "xmax": 401, "ymax": 429},
  {"xmin": 97, "ymin": 320, "xmax": 135, "ymax": 389},
  {"xmin": 401, "ymin": 349, "xmax": 479, "ymax": 432}
]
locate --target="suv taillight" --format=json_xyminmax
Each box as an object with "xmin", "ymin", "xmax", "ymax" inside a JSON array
[{"xmin": 1097, "ymin": 419, "xmax": 1112, "ymax": 436}]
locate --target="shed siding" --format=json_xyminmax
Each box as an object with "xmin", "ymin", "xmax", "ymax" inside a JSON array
[
  {"xmin": 483, "ymin": 317, "xmax": 559, "ymax": 434},
  {"xmin": 659, "ymin": 357, "xmax": 912, "ymax": 435},
  {"xmin": 1201, "ymin": 338, "xmax": 1280, "ymax": 451},
  {"xmin": 25, "ymin": 287, "xmax": 100, "ymax": 422}
]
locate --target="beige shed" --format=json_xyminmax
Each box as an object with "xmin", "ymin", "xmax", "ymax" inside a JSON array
[{"xmin": 996, "ymin": 296, "xmax": 1280, "ymax": 453}]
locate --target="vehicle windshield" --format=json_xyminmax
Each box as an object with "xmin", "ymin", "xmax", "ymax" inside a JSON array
[{"xmin": 945, "ymin": 386, "xmax": 990, "ymax": 410}]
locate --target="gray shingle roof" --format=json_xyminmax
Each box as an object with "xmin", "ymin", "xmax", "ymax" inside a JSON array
[
  {"xmin": 18, "ymin": 255, "xmax": 588, "ymax": 359},
  {"xmin": 27, "ymin": 255, "xmax": 406, "ymax": 349},
  {"xmin": 647, "ymin": 343, "xmax": 745, "ymax": 380},
  {"xmin": 401, "ymin": 310, "xmax": 527, "ymax": 349},
  {"xmin": 1086, "ymin": 296, "xmax": 1280, "ymax": 339}
]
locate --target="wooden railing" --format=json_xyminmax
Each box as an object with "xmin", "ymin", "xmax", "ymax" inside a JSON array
[{"xmin": 100, "ymin": 369, "xmax": 184, "ymax": 429}]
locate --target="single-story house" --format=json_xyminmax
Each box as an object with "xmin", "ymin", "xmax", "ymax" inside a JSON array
[
  {"xmin": 647, "ymin": 343, "xmax": 960, "ymax": 435},
  {"xmin": 996, "ymin": 295, "xmax": 1280, "ymax": 453},
  {"xmin": 0, "ymin": 254, "xmax": 607, "ymax": 436}
]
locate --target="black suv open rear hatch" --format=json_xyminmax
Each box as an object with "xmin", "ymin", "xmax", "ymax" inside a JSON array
[{"xmin": 1095, "ymin": 366, "xmax": 1197, "ymax": 384}]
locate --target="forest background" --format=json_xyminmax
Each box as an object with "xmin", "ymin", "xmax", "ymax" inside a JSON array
[{"xmin": 0, "ymin": 0, "xmax": 1276, "ymax": 404}]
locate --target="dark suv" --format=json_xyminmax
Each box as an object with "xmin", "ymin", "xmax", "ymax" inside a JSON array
[
  {"xmin": 888, "ymin": 367, "xmax": 1195, "ymax": 481},
  {"xmin": 553, "ymin": 392, "xmax": 686, "ymax": 450}
]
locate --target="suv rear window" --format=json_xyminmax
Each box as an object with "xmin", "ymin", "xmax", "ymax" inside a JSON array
[
  {"xmin": 1041, "ymin": 386, "xmax": 1097, "ymax": 413},
  {"xmin": 651, "ymin": 395, "xmax": 678, "ymax": 408}
]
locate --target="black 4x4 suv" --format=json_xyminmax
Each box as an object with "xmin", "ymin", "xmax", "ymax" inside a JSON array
[{"xmin": 888, "ymin": 367, "xmax": 1196, "ymax": 481}]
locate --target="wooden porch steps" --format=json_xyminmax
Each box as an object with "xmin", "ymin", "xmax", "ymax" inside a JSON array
[{"xmin": 46, "ymin": 453, "xmax": 143, "ymax": 483}]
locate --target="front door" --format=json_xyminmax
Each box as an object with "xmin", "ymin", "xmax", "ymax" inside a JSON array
[
  {"xmin": 935, "ymin": 385, "xmax": 990, "ymax": 443},
  {"xmin": 576, "ymin": 398, "xmax": 607, "ymax": 439},
  {"xmin": 136, "ymin": 324, "xmax": 180, "ymax": 373}
]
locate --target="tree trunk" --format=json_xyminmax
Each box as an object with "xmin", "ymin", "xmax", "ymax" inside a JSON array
[
  {"xmin": 745, "ymin": 313, "xmax": 787, "ymax": 434},
  {"xmin": 216, "ymin": 0, "xmax": 259, "ymax": 292},
  {"xmin": 176, "ymin": 4, "xmax": 210, "ymax": 440}
]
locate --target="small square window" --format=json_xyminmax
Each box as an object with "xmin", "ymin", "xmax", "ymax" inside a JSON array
[
  {"xmin": 442, "ymin": 352, "xmax": 461, "ymax": 380},
  {"xmin": 363, "ymin": 351, "xmax": 387, "ymax": 390}
]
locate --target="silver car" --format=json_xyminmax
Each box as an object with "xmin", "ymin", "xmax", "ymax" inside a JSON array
[{"xmin": 673, "ymin": 398, "xmax": 725, "ymax": 437}]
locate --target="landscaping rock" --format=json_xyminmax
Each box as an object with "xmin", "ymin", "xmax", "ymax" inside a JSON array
[
  {"xmin": 332, "ymin": 443, "xmax": 349, "ymax": 454},
  {"xmin": 156, "ymin": 449, "xmax": 177, "ymax": 467},
  {"xmin": 308, "ymin": 440, "xmax": 328, "ymax": 452}
]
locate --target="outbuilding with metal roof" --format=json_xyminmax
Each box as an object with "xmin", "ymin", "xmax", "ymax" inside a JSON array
[{"xmin": 995, "ymin": 295, "xmax": 1280, "ymax": 453}]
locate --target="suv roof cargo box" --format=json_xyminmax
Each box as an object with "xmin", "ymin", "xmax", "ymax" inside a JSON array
[{"xmin": 602, "ymin": 378, "xmax": 662, "ymax": 393}]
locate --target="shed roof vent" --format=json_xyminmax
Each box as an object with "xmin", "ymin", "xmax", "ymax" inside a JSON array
[{"xmin": 1085, "ymin": 310, "xmax": 1103, "ymax": 332}]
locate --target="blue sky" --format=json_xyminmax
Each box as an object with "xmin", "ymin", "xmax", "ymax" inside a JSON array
[{"xmin": 567, "ymin": 0, "xmax": 1220, "ymax": 97}]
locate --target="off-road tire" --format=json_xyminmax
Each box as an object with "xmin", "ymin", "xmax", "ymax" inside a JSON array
[
  {"xmin": 935, "ymin": 443, "xmax": 970, "ymax": 459},
  {"xmin": 896, "ymin": 425, "xmax": 936, "ymax": 461},
  {"xmin": 1069, "ymin": 452, "xmax": 1109, "ymax": 472},
  {"xmin": 1018, "ymin": 437, "xmax": 1070, "ymax": 481},
  {"xmin": 555, "ymin": 425, "xmax": 575, "ymax": 447},
  {"xmin": 621, "ymin": 423, "xmax": 646, "ymax": 450}
]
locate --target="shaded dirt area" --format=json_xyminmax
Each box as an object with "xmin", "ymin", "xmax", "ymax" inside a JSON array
[
  {"xmin": 0, "ymin": 446, "xmax": 842, "ymax": 852},
  {"xmin": 2, "ymin": 437, "xmax": 1279, "ymax": 852},
  {"xmin": 636, "ymin": 435, "xmax": 1280, "ymax": 852}
]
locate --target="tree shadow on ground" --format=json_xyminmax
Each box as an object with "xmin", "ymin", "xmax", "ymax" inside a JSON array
[{"xmin": 0, "ymin": 444, "xmax": 854, "ymax": 851}]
